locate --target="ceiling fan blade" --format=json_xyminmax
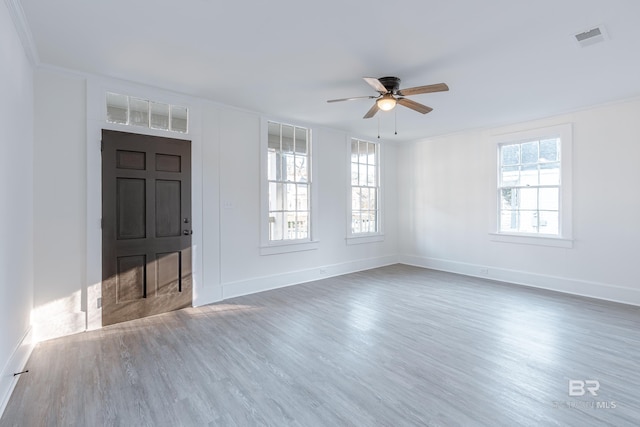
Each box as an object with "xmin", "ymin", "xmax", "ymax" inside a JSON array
[
  {"xmin": 397, "ymin": 83, "xmax": 449, "ymax": 97},
  {"xmin": 363, "ymin": 77, "xmax": 388, "ymax": 94},
  {"xmin": 327, "ymin": 95, "xmax": 377, "ymax": 103},
  {"xmin": 363, "ymin": 103, "xmax": 380, "ymax": 119},
  {"xmin": 397, "ymin": 98, "xmax": 433, "ymax": 114}
]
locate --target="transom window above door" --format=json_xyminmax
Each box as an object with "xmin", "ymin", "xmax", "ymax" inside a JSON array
[{"xmin": 106, "ymin": 92, "xmax": 188, "ymax": 134}]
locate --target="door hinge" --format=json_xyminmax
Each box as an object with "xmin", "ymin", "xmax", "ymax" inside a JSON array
[
  {"xmin": 100, "ymin": 140, "xmax": 104, "ymax": 152},
  {"xmin": 100, "ymin": 218, "xmax": 103, "ymax": 229}
]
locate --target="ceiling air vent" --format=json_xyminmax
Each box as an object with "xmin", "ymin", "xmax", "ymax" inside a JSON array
[{"xmin": 574, "ymin": 26, "xmax": 607, "ymax": 47}]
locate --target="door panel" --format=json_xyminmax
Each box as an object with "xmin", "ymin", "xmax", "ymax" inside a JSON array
[{"xmin": 102, "ymin": 129, "xmax": 192, "ymax": 326}]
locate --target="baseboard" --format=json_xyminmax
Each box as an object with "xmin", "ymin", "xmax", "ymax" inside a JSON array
[
  {"xmin": 0, "ymin": 326, "xmax": 35, "ymax": 418},
  {"xmin": 399, "ymin": 254, "xmax": 640, "ymax": 307},
  {"xmin": 222, "ymin": 255, "xmax": 398, "ymax": 300}
]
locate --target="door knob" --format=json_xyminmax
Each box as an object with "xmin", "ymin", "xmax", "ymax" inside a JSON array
[{"xmin": 183, "ymin": 230, "xmax": 192, "ymax": 235}]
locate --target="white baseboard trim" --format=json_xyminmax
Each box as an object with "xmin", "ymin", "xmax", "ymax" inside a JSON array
[
  {"xmin": 222, "ymin": 255, "xmax": 399, "ymax": 300},
  {"xmin": 0, "ymin": 326, "xmax": 35, "ymax": 418},
  {"xmin": 399, "ymin": 254, "xmax": 640, "ymax": 307}
]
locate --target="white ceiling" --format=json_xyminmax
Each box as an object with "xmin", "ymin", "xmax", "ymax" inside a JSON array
[{"xmin": 19, "ymin": 0, "xmax": 640, "ymax": 142}]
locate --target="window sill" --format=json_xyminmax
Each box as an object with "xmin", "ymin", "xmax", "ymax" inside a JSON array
[
  {"xmin": 259, "ymin": 240, "xmax": 320, "ymax": 256},
  {"xmin": 489, "ymin": 232, "xmax": 573, "ymax": 248},
  {"xmin": 346, "ymin": 234, "xmax": 385, "ymax": 245}
]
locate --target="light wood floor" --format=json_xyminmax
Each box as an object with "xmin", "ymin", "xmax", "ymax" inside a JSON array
[{"xmin": 2, "ymin": 264, "xmax": 640, "ymax": 426}]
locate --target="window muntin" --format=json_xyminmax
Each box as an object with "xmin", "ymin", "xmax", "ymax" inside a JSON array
[
  {"xmin": 267, "ymin": 121, "xmax": 311, "ymax": 242},
  {"xmin": 498, "ymin": 137, "xmax": 561, "ymax": 235},
  {"xmin": 350, "ymin": 138, "xmax": 379, "ymax": 235},
  {"xmin": 106, "ymin": 92, "xmax": 188, "ymax": 133}
]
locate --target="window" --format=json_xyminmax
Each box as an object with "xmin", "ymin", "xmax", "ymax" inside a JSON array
[
  {"xmin": 499, "ymin": 138, "xmax": 560, "ymax": 235},
  {"xmin": 492, "ymin": 123, "xmax": 572, "ymax": 247},
  {"xmin": 266, "ymin": 121, "xmax": 311, "ymax": 242},
  {"xmin": 349, "ymin": 138, "xmax": 380, "ymax": 236},
  {"xmin": 106, "ymin": 92, "xmax": 188, "ymax": 133}
]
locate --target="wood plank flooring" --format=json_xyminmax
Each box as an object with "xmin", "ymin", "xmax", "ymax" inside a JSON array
[{"xmin": 2, "ymin": 264, "xmax": 640, "ymax": 426}]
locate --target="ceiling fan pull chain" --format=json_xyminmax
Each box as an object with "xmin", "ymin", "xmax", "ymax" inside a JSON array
[
  {"xmin": 395, "ymin": 109, "xmax": 398, "ymax": 135},
  {"xmin": 377, "ymin": 116, "xmax": 380, "ymax": 139}
]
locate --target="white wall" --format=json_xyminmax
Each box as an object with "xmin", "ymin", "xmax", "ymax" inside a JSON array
[
  {"xmin": 32, "ymin": 70, "xmax": 86, "ymax": 341},
  {"xmin": 398, "ymin": 98, "xmax": 640, "ymax": 305},
  {"xmin": 31, "ymin": 70, "xmax": 399, "ymax": 339},
  {"xmin": 0, "ymin": 0, "xmax": 35, "ymax": 414}
]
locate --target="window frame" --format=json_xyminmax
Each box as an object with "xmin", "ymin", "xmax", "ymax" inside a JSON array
[
  {"xmin": 490, "ymin": 123, "xmax": 573, "ymax": 248},
  {"xmin": 346, "ymin": 137, "xmax": 384, "ymax": 245},
  {"xmin": 259, "ymin": 118, "xmax": 318, "ymax": 255}
]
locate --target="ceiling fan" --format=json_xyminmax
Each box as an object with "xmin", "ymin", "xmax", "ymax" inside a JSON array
[{"xmin": 327, "ymin": 76, "xmax": 449, "ymax": 119}]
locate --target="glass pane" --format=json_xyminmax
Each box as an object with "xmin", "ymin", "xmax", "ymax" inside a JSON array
[
  {"xmin": 278, "ymin": 152, "xmax": 286, "ymax": 181},
  {"xmin": 518, "ymin": 210, "xmax": 538, "ymax": 233},
  {"xmin": 520, "ymin": 188, "xmax": 538, "ymax": 210},
  {"xmin": 539, "ymin": 187, "xmax": 559, "ymax": 211},
  {"xmin": 295, "ymin": 127, "xmax": 307, "ymax": 154},
  {"xmin": 367, "ymin": 142, "xmax": 376, "ymax": 165},
  {"xmin": 500, "ymin": 188, "xmax": 516, "ymax": 210},
  {"xmin": 500, "ymin": 210, "xmax": 518, "ymax": 233},
  {"xmin": 367, "ymin": 163, "xmax": 377, "ymax": 186},
  {"xmin": 284, "ymin": 153, "xmax": 295, "ymax": 182},
  {"xmin": 170, "ymin": 105, "xmax": 188, "ymax": 133},
  {"xmin": 501, "ymin": 166, "xmax": 520, "ymax": 186},
  {"xmin": 285, "ymin": 212, "xmax": 297, "ymax": 239},
  {"xmin": 268, "ymin": 182, "xmax": 282, "ymax": 211},
  {"xmin": 363, "ymin": 211, "xmax": 377, "ymax": 233},
  {"xmin": 268, "ymin": 134, "xmax": 280, "ymax": 152},
  {"xmin": 296, "ymin": 211, "xmax": 309, "ymax": 239},
  {"xmin": 351, "ymin": 140, "xmax": 359, "ymax": 162},
  {"xmin": 296, "ymin": 184, "xmax": 308, "ymax": 210},
  {"xmin": 267, "ymin": 150, "xmax": 277, "ymax": 180},
  {"xmin": 520, "ymin": 164, "xmax": 539, "ymax": 186},
  {"xmin": 294, "ymin": 155, "xmax": 307, "ymax": 182},
  {"xmin": 351, "ymin": 162, "xmax": 359, "ymax": 186},
  {"xmin": 539, "ymin": 138, "xmax": 559, "ymax": 162},
  {"xmin": 285, "ymin": 183, "xmax": 297, "ymax": 210},
  {"xmin": 282, "ymin": 125, "xmax": 294, "ymax": 153},
  {"xmin": 501, "ymin": 144, "xmax": 520, "ymax": 166},
  {"xmin": 150, "ymin": 102, "xmax": 170, "ymax": 130},
  {"xmin": 521, "ymin": 141, "xmax": 538, "ymax": 164},
  {"xmin": 370, "ymin": 188, "xmax": 377, "ymax": 210},
  {"xmin": 106, "ymin": 92, "xmax": 128, "ymax": 124},
  {"xmin": 269, "ymin": 212, "xmax": 284, "ymax": 241},
  {"xmin": 352, "ymin": 188, "xmax": 360, "ymax": 210},
  {"xmin": 360, "ymin": 188, "xmax": 370, "ymax": 210},
  {"xmin": 129, "ymin": 98, "xmax": 149, "ymax": 127},
  {"xmin": 540, "ymin": 162, "xmax": 560, "ymax": 185},
  {"xmin": 359, "ymin": 163, "xmax": 367, "ymax": 186},
  {"xmin": 539, "ymin": 211, "xmax": 559, "ymax": 235},
  {"xmin": 359, "ymin": 142, "xmax": 368, "ymax": 163},
  {"xmin": 367, "ymin": 211, "xmax": 377, "ymax": 233},
  {"xmin": 352, "ymin": 212, "xmax": 361, "ymax": 234}
]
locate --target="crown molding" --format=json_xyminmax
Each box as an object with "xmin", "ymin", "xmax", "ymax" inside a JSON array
[{"xmin": 4, "ymin": 0, "xmax": 39, "ymax": 66}]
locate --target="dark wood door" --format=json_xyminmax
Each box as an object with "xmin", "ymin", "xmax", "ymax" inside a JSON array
[{"xmin": 102, "ymin": 130, "xmax": 192, "ymax": 326}]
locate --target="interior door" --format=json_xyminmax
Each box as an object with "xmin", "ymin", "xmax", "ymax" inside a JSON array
[{"xmin": 101, "ymin": 129, "xmax": 192, "ymax": 326}]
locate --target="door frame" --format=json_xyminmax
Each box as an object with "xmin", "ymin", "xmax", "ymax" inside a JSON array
[{"xmin": 85, "ymin": 78, "xmax": 216, "ymax": 330}]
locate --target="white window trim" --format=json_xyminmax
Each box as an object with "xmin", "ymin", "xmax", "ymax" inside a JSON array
[
  {"xmin": 259, "ymin": 117, "xmax": 319, "ymax": 255},
  {"xmin": 346, "ymin": 136, "xmax": 384, "ymax": 245},
  {"xmin": 489, "ymin": 123, "xmax": 573, "ymax": 248}
]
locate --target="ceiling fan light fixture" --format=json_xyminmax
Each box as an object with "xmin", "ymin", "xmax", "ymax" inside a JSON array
[{"xmin": 377, "ymin": 94, "xmax": 397, "ymax": 111}]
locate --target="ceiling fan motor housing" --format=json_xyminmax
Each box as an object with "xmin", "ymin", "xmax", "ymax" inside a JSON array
[{"xmin": 378, "ymin": 76, "xmax": 401, "ymax": 93}]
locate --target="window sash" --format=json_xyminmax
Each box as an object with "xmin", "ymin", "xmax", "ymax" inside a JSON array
[
  {"xmin": 267, "ymin": 121, "xmax": 311, "ymax": 242},
  {"xmin": 498, "ymin": 138, "xmax": 561, "ymax": 236},
  {"xmin": 350, "ymin": 139, "xmax": 379, "ymax": 235}
]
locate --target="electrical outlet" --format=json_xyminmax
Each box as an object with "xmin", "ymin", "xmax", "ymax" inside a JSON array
[
  {"xmin": 97, "ymin": 297, "xmax": 102, "ymax": 309},
  {"xmin": 480, "ymin": 268, "xmax": 489, "ymax": 275},
  {"xmin": 319, "ymin": 268, "xmax": 327, "ymax": 275}
]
